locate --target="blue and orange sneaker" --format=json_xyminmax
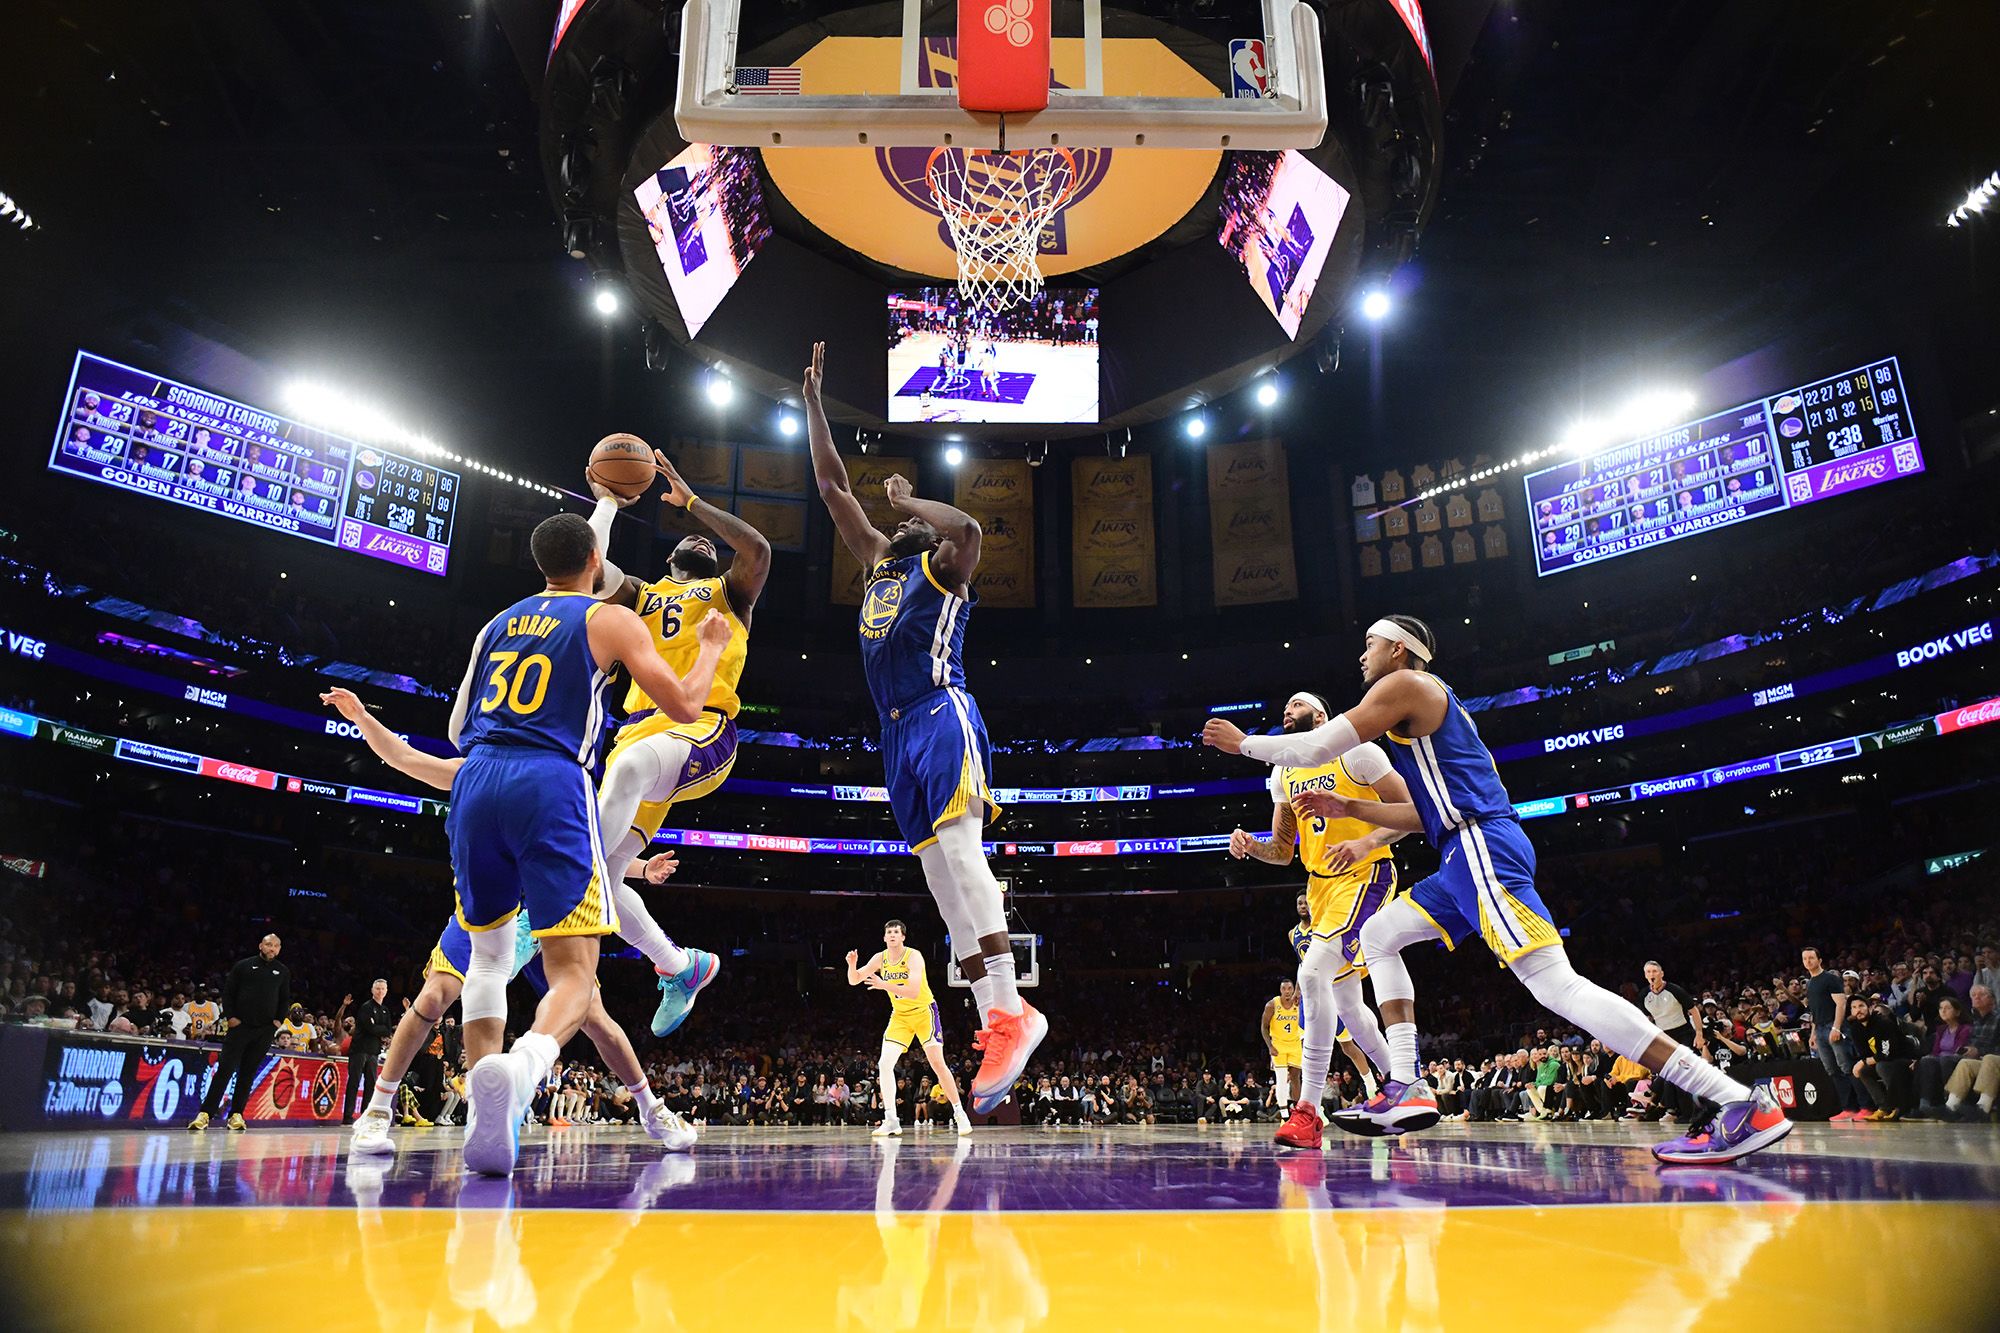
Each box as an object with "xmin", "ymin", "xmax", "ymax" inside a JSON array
[
  {"xmin": 1328, "ymin": 1079, "xmax": 1441, "ymax": 1139},
  {"xmin": 969, "ymin": 1003, "xmax": 1049, "ymax": 1116},
  {"xmin": 651, "ymin": 949, "xmax": 719, "ymax": 1038},
  {"xmin": 1651, "ymin": 1082, "xmax": 1793, "ymax": 1165}
]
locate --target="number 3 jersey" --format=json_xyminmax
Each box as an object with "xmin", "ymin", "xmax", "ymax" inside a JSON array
[
  {"xmin": 622, "ymin": 573, "xmax": 748, "ymax": 719},
  {"xmin": 455, "ymin": 590, "xmax": 613, "ymax": 765},
  {"xmin": 1268, "ymin": 742, "xmax": 1396, "ymax": 879}
]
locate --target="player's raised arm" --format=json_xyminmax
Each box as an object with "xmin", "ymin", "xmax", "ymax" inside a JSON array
[
  {"xmin": 883, "ymin": 473, "xmax": 982, "ymax": 588},
  {"xmin": 846, "ymin": 950, "xmax": 884, "ymax": 985},
  {"xmin": 1203, "ymin": 672, "xmax": 1445, "ymax": 766},
  {"xmin": 585, "ymin": 479, "xmax": 648, "ymax": 610},
  {"xmin": 655, "ymin": 448, "xmax": 772, "ymax": 625},
  {"xmin": 589, "ymin": 601, "xmax": 730, "ymax": 723},
  {"xmin": 803, "ymin": 341, "xmax": 891, "ymax": 568},
  {"xmin": 322, "ymin": 688, "xmax": 463, "ymax": 791}
]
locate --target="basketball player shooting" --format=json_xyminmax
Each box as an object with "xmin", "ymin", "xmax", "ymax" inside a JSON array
[
  {"xmin": 1204, "ymin": 616, "xmax": 1794, "ymax": 1165},
  {"xmin": 803, "ymin": 340, "xmax": 1047, "ymax": 1115},
  {"xmin": 585, "ymin": 445, "xmax": 772, "ymax": 1038}
]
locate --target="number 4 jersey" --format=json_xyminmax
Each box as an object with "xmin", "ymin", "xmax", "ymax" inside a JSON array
[{"xmin": 455, "ymin": 590, "xmax": 614, "ymax": 765}]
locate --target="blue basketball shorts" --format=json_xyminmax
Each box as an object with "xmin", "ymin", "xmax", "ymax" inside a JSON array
[
  {"xmin": 1405, "ymin": 817, "xmax": 1562, "ymax": 965},
  {"xmin": 447, "ymin": 746, "xmax": 617, "ymax": 939},
  {"xmin": 880, "ymin": 686, "xmax": 1000, "ymax": 852}
]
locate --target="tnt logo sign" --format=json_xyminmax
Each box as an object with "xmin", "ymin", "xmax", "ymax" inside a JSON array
[
  {"xmin": 1769, "ymin": 1075, "xmax": 1803, "ymax": 1110},
  {"xmin": 1229, "ymin": 39, "xmax": 1270, "ymax": 97}
]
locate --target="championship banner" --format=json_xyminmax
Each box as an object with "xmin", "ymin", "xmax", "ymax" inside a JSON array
[
  {"xmin": 671, "ymin": 438, "xmax": 738, "ymax": 493},
  {"xmin": 734, "ymin": 496, "xmax": 808, "ymax": 553},
  {"xmin": 737, "ymin": 444, "xmax": 809, "ymax": 498},
  {"xmin": 1208, "ymin": 437, "xmax": 1298, "ymax": 606},
  {"xmin": 1071, "ymin": 455, "xmax": 1157, "ymax": 608},
  {"xmin": 954, "ymin": 458, "xmax": 1035, "ymax": 609},
  {"xmin": 830, "ymin": 454, "xmax": 915, "ymax": 605}
]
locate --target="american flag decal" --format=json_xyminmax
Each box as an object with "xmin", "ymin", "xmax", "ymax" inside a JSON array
[{"xmin": 733, "ymin": 67, "xmax": 802, "ymax": 95}]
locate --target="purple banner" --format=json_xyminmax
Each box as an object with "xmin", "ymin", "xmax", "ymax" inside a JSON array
[
  {"xmin": 1782, "ymin": 439, "xmax": 1926, "ymax": 506},
  {"xmin": 335, "ymin": 517, "xmax": 450, "ymax": 574}
]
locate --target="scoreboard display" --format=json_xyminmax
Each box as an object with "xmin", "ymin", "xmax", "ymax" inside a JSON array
[
  {"xmin": 49, "ymin": 351, "xmax": 459, "ymax": 576},
  {"xmin": 1525, "ymin": 356, "xmax": 1923, "ymax": 577}
]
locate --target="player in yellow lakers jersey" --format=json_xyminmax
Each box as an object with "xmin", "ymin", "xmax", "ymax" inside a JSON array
[
  {"xmin": 1289, "ymin": 890, "xmax": 1377, "ymax": 1105},
  {"xmin": 1228, "ymin": 691, "xmax": 1410, "ymax": 1149},
  {"xmin": 1262, "ymin": 979, "xmax": 1305, "ymax": 1108},
  {"xmin": 589, "ymin": 449, "xmax": 772, "ymax": 1037},
  {"xmin": 848, "ymin": 920, "xmax": 974, "ymax": 1136}
]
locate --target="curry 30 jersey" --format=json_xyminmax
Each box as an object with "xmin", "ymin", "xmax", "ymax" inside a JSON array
[
  {"xmin": 456, "ymin": 591, "xmax": 612, "ymax": 765},
  {"xmin": 623, "ymin": 574, "xmax": 747, "ymax": 718}
]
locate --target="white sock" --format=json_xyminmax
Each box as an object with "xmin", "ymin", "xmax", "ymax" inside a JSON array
[
  {"xmin": 1981, "ymin": 1093, "xmax": 1996, "ymax": 1113},
  {"xmin": 1658, "ymin": 1045, "xmax": 1751, "ymax": 1106},
  {"xmin": 366, "ymin": 1079, "xmax": 400, "ymax": 1117},
  {"xmin": 628, "ymin": 1082, "xmax": 660, "ymax": 1120},
  {"xmin": 969, "ymin": 971, "xmax": 998, "ymax": 1016},
  {"xmin": 982, "ymin": 953, "xmax": 1024, "ymax": 1016},
  {"xmin": 610, "ymin": 880, "xmax": 690, "ymax": 976},
  {"xmin": 1946, "ymin": 1092, "xmax": 1964, "ymax": 1110},
  {"xmin": 1362, "ymin": 1071, "xmax": 1379, "ymax": 1099},
  {"xmin": 1386, "ymin": 1022, "xmax": 1419, "ymax": 1084},
  {"xmin": 513, "ymin": 1031, "xmax": 559, "ymax": 1088}
]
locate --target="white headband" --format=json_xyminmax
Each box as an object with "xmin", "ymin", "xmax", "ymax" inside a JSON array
[
  {"xmin": 1367, "ymin": 618, "xmax": 1433, "ymax": 663},
  {"xmin": 1286, "ymin": 691, "xmax": 1330, "ymax": 717}
]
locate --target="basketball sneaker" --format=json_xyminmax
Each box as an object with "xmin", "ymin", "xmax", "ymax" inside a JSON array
[
  {"xmin": 969, "ymin": 1003, "xmax": 1049, "ymax": 1117},
  {"xmin": 187, "ymin": 1112, "xmax": 210, "ymax": 1132},
  {"xmin": 643, "ymin": 1104, "xmax": 698, "ymax": 1152},
  {"xmin": 1651, "ymin": 1082, "xmax": 1793, "ymax": 1165},
  {"xmin": 651, "ymin": 949, "xmax": 720, "ymax": 1038},
  {"xmin": 1275, "ymin": 1100, "xmax": 1325, "ymax": 1150},
  {"xmin": 226, "ymin": 1114, "xmax": 247, "ymax": 1132},
  {"xmin": 871, "ymin": 1119, "xmax": 902, "ymax": 1137},
  {"xmin": 350, "ymin": 1108, "xmax": 396, "ymax": 1157},
  {"xmin": 1328, "ymin": 1079, "xmax": 1440, "ymax": 1139},
  {"xmin": 954, "ymin": 1107, "xmax": 974, "ymax": 1134},
  {"xmin": 464, "ymin": 1053, "xmax": 533, "ymax": 1177}
]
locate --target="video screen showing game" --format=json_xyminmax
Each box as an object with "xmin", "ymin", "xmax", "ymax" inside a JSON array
[
  {"xmin": 634, "ymin": 143, "xmax": 774, "ymax": 337},
  {"xmin": 1217, "ymin": 149, "xmax": 1352, "ymax": 338},
  {"xmin": 887, "ymin": 287, "xmax": 1100, "ymax": 424}
]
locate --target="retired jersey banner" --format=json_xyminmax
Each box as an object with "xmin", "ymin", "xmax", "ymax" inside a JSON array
[
  {"xmin": 737, "ymin": 444, "xmax": 809, "ymax": 498},
  {"xmin": 1071, "ymin": 455, "xmax": 1158, "ymax": 608},
  {"xmin": 1208, "ymin": 437, "xmax": 1298, "ymax": 606},
  {"xmin": 830, "ymin": 454, "xmax": 915, "ymax": 605},
  {"xmin": 734, "ymin": 496, "xmax": 808, "ymax": 553},
  {"xmin": 954, "ymin": 458, "xmax": 1035, "ymax": 608}
]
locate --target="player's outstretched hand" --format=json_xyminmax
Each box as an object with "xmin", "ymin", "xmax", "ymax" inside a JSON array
[
  {"xmin": 1227, "ymin": 827, "xmax": 1257, "ymax": 860},
  {"xmin": 1201, "ymin": 718, "xmax": 1246, "ymax": 753},
  {"xmin": 1295, "ymin": 790, "xmax": 1352, "ymax": 822},
  {"xmin": 883, "ymin": 473, "xmax": 914, "ymax": 507},
  {"xmin": 696, "ymin": 609, "xmax": 732, "ymax": 648},
  {"xmin": 319, "ymin": 687, "xmax": 369, "ymax": 723},
  {"xmin": 803, "ymin": 341, "xmax": 825, "ymax": 403},
  {"xmin": 652, "ymin": 449, "xmax": 694, "ymax": 508},
  {"xmin": 1326, "ymin": 838, "xmax": 1369, "ymax": 872},
  {"xmin": 587, "ymin": 474, "xmax": 642, "ymax": 509},
  {"xmin": 643, "ymin": 852, "xmax": 679, "ymax": 885},
  {"xmin": 844, "ymin": 949, "xmax": 859, "ymax": 969}
]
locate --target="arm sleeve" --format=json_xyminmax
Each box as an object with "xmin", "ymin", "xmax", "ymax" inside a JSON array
[
  {"xmin": 1340, "ymin": 742, "xmax": 1394, "ymax": 786},
  {"xmin": 587, "ymin": 498, "xmax": 627, "ymax": 600},
  {"xmin": 1266, "ymin": 769, "xmax": 1285, "ymax": 803},
  {"xmin": 1239, "ymin": 714, "xmax": 1361, "ymax": 768},
  {"xmin": 446, "ymin": 616, "xmax": 496, "ymax": 751}
]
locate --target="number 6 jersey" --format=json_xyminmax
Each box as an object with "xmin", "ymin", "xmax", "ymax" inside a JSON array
[{"xmin": 623, "ymin": 573, "xmax": 748, "ymax": 719}]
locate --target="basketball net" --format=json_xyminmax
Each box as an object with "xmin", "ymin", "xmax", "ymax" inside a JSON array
[{"xmin": 927, "ymin": 147, "xmax": 1079, "ymax": 323}]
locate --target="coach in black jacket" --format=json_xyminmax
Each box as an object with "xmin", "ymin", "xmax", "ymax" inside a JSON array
[
  {"xmin": 341, "ymin": 979, "xmax": 398, "ymax": 1124},
  {"xmin": 190, "ymin": 934, "xmax": 292, "ymax": 1131}
]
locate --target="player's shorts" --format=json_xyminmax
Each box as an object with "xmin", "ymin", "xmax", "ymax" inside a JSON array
[
  {"xmin": 884, "ymin": 1001, "xmax": 943, "ymax": 1049},
  {"xmin": 1405, "ymin": 817, "xmax": 1561, "ymax": 966},
  {"xmin": 1271, "ymin": 1048, "xmax": 1302, "ymax": 1070},
  {"xmin": 881, "ymin": 686, "xmax": 1000, "ymax": 852},
  {"xmin": 447, "ymin": 746, "xmax": 617, "ymax": 939},
  {"xmin": 1303, "ymin": 860, "xmax": 1399, "ymax": 982},
  {"xmin": 605, "ymin": 708, "xmax": 739, "ymax": 845},
  {"xmin": 427, "ymin": 915, "xmax": 550, "ymax": 995}
]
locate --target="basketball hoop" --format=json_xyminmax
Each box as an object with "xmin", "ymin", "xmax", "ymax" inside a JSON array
[{"xmin": 926, "ymin": 147, "xmax": 1080, "ymax": 322}]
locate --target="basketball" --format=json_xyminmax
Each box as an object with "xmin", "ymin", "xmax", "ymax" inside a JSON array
[{"xmin": 587, "ymin": 433, "xmax": 657, "ymax": 499}]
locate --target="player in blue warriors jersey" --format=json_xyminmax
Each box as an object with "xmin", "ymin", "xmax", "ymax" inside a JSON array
[
  {"xmin": 1205, "ymin": 615, "xmax": 1793, "ymax": 1165},
  {"xmin": 447, "ymin": 513, "xmax": 731, "ymax": 1175},
  {"xmin": 804, "ymin": 342, "xmax": 1047, "ymax": 1117},
  {"xmin": 320, "ymin": 687, "xmax": 698, "ymax": 1158}
]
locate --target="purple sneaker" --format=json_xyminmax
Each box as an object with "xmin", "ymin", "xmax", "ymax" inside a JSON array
[
  {"xmin": 1652, "ymin": 1082, "xmax": 1794, "ymax": 1166},
  {"xmin": 1328, "ymin": 1079, "xmax": 1441, "ymax": 1139}
]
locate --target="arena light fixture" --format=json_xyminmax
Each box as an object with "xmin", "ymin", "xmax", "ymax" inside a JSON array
[
  {"xmin": 1946, "ymin": 171, "xmax": 2000, "ymax": 227},
  {"xmin": 282, "ymin": 379, "xmax": 564, "ymax": 499},
  {"xmin": 593, "ymin": 285, "xmax": 621, "ymax": 316},
  {"xmin": 704, "ymin": 372, "xmax": 735, "ymax": 407},
  {"xmin": 944, "ymin": 445, "xmax": 966, "ymax": 467},
  {"xmin": 1255, "ymin": 379, "xmax": 1281, "ymax": 408},
  {"xmin": 1184, "ymin": 414, "xmax": 1208, "ymax": 440},
  {"xmin": 0, "ymin": 189, "xmax": 34, "ymax": 232},
  {"xmin": 777, "ymin": 412, "xmax": 799, "ymax": 437},
  {"xmin": 1403, "ymin": 386, "xmax": 1696, "ymax": 506},
  {"xmin": 1359, "ymin": 289, "xmax": 1392, "ymax": 322}
]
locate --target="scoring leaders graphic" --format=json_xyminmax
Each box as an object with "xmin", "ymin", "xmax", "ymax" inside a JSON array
[{"xmin": 50, "ymin": 351, "xmax": 461, "ymax": 576}]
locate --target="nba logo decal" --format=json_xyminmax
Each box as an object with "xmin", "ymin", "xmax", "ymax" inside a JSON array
[{"xmin": 1230, "ymin": 39, "xmax": 1270, "ymax": 98}]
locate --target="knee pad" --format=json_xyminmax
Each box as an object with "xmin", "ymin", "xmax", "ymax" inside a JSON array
[{"xmin": 461, "ymin": 924, "xmax": 516, "ymax": 1024}]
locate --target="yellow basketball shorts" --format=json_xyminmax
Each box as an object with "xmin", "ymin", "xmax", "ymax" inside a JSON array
[
  {"xmin": 606, "ymin": 710, "xmax": 738, "ymax": 845},
  {"xmin": 884, "ymin": 1001, "xmax": 942, "ymax": 1049}
]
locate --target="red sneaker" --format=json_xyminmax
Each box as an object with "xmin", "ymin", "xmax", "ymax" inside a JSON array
[
  {"xmin": 1829, "ymin": 1110, "xmax": 1863, "ymax": 1123},
  {"xmin": 1275, "ymin": 1100, "xmax": 1324, "ymax": 1150},
  {"xmin": 969, "ymin": 1004, "xmax": 1049, "ymax": 1116}
]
